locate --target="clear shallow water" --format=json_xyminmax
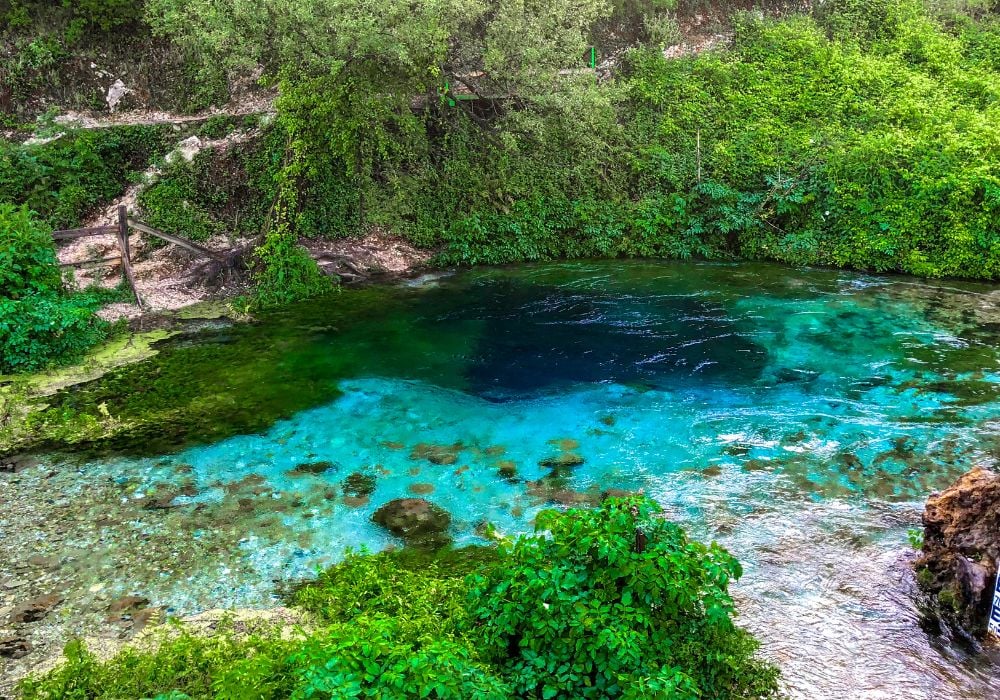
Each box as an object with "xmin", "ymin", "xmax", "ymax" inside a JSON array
[{"xmin": 31, "ymin": 262, "xmax": 1000, "ymax": 697}]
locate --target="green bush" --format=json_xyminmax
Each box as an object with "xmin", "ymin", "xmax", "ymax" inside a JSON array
[
  {"xmin": 0, "ymin": 126, "xmax": 173, "ymax": 230},
  {"xmin": 467, "ymin": 497, "xmax": 779, "ymax": 699},
  {"xmin": 0, "ymin": 1, "xmax": 145, "ymax": 32},
  {"xmin": 0, "ymin": 201, "xmax": 61, "ymax": 298},
  {"xmin": 19, "ymin": 499, "xmax": 777, "ymax": 699},
  {"xmin": 0, "ymin": 204, "xmax": 116, "ymax": 373},
  {"xmin": 250, "ymin": 230, "xmax": 333, "ymax": 310},
  {"xmin": 290, "ymin": 619, "xmax": 511, "ymax": 699},
  {"xmin": 16, "ymin": 625, "xmax": 297, "ymax": 700}
]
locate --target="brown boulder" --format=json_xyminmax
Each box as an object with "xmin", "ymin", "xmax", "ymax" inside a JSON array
[
  {"xmin": 914, "ymin": 466, "xmax": 1000, "ymax": 640},
  {"xmin": 371, "ymin": 498, "xmax": 451, "ymax": 547},
  {"xmin": 0, "ymin": 453, "xmax": 36, "ymax": 474},
  {"xmin": 108, "ymin": 595, "xmax": 150, "ymax": 616},
  {"xmin": 9, "ymin": 594, "xmax": 62, "ymax": 624},
  {"xmin": 0, "ymin": 636, "xmax": 32, "ymax": 659}
]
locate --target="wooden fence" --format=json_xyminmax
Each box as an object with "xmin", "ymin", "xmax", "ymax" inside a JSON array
[{"xmin": 53, "ymin": 206, "xmax": 224, "ymax": 310}]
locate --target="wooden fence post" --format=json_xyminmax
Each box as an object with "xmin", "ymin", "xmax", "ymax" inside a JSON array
[{"xmin": 117, "ymin": 205, "xmax": 143, "ymax": 308}]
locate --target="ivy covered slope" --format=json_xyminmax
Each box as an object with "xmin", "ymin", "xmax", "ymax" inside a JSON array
[
  {"xmin": 18, "ymin": 497, "xmax": 780, "ymax": 700},
  {"xmin": 142, "ymin": 0, "xmax": 1000, "ymax": 279}
]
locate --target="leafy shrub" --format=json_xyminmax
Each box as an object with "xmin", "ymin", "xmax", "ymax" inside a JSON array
[
  {"xmin": 0, "ymin": 202, "xmax": 61, "ymax": 298},
  {"xmin": 0, "ymin": 204, "xmax": 116, "ymax": 373},
  {"xmin": 63, "ymin": 0, "xmax": 145, "ymax": 31},
  {"xmin": 291, "ymin": 619, "xmax": 511, "ymax": 699},
  {"xmin": 0, "ymin": 1, "xmax": 145, "ymax": 32},
  {"xmin": 16, "ymin": 625, "xmax": 297, "ymax": 700},
  {"xmin": 0, "ymin": 126, "xmax": 172, "ymax": 230},
  {"xmin": 0, "ymin": 290, "xmax": 112, "ymax": 373},
  {"xmin": 467, "ymin": 497, "xmax": 779, "ymax": 699},
  {"xmin": 250, "ymin": 230, "xmax": 334, "ymax": 310},
  {"xmin": 19, "ymin": 501, "xmax": 777, "ymax": 699},
  {"xmin": 292, "ymin": 547, "xmax": 495, "ymax": 633}
]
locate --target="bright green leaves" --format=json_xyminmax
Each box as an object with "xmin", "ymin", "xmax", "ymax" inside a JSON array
[
  {"xmin": 466, "ymin": 496, "xmax": 779, "ymax": 699},
  {"xmin": 626, "ymin": 4, "xmax": 1000, "ymax": 279},
  {"xmin": 0, "ymin": 203, "xmax": 59, "ymax": 300},
  {"xmin": 21, "ymin": 513, "xmax": 776, "ymax": 699},
  {"xmin": 0, "ymin": 204, "xmax": 120, "ymax": 373},
  {"xmin": 250, "ymin": 229, "xmax": 333, "ymax": 311},
  {"xmin": 0, "ymin": 126, "xmax": 173, "ymax": 231},
  {"xmin": 290, "ymin": 620, "xmax": 511, "ymax": 699}
]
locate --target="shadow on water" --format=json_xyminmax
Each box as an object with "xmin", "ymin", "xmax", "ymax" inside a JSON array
[{"xmin": 418, "ymin": 278, "xmax": 769, "ymax": 399}]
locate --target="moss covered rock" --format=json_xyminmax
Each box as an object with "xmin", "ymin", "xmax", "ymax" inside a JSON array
[
  {"xmin": 914, "ymin": 466, "xmax": 1000, "ymax": 641},
  {"xmin": 371, "ymin": 498, "xmax": 452, "ymax": 547}
]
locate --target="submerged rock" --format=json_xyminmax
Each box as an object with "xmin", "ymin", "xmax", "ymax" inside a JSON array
[
  {"xmin": 107, "ymin": 595, "xmax": 150, "ymax": 616},
  {"xmin": 9, "ymin": 594, "xmax": 62, "ymax": 624},
  {"xmin": 497, "ymin": 460, "xmax": 518, "ymax": 481},
  {"xmin": 371, "ymin": 498, "xmax": 452, "ymax": 547},
  {"xmin": 0, "ymin": 636, "xmax": 31, "ymax": 659},
  {"xmin": 915, "ymin": 466, "xmax": 1000, "ymax": 641},
  {"xmin": 342, "ymin": 472, "xmax": 377, "ymax": 498},
  {"xmin": 538, "ymin": 453, "xmax": 585, "ymax": 469},
  {"xmin": 142, "ymin": 482, "xmax": 198, "ymax": 510},
  {"xmin": 410, "ymin": 443, "xmax": 462, "ymax": 466},
  {"xmin": 526, "ymin": 478, "xmax": 600, "ymax": 508},
  {"xmin": 287, "ymin": 461, "xmax": 337, "ymax": 477}
]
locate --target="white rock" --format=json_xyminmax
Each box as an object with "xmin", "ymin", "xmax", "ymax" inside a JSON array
[
  {"xmin": 106, "ymin": 79, "xmax": 130, "ymax": 112},
  {"xmin": 165, "ymin": 136, "xmax": 204, "ymax": 164}
]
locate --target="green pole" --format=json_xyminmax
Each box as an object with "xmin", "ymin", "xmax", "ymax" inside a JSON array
[{"xmin": 590, "ymin": 46, "xmax": 596, "ymax": 69}]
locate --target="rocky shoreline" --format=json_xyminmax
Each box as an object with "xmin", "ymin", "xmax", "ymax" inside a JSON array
[{"xmin": 915, "ymin": 466, "xmax": 1000, "ymax": 644}]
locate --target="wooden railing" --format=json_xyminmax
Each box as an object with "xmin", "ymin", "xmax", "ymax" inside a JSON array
[{"xmin": 53, "ymin": 206, "xmax": 225, "ymax": 310}]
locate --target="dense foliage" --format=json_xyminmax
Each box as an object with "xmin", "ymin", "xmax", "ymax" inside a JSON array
[
  {"xmin": 0, "ymin": 204, "xmax": 117, "ymax": 373},
  {"xmin": 136, "ymin": 117, "xmax": 275, "ymax": 243},
  {"xmin": 136, "ymin": 0, "xmax": 1000, "ymax": 280},
  {"xmin": 0, "ymin": 126, "xmax": 172, "ymax": 229},
  {"xmin": 18, "ymin": 497, "xmax": 779, "ymax": 699},
  {"xmin": 468, "ymin": 498, "xmax": 777, "ymax": 698},
  {"xmin": 622, "ymin": 5, "xmax": 1000, "ymax": 278}
]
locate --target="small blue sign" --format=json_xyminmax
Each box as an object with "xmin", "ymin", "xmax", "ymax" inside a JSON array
[{"xmin": 989, "ymin": 570, "xmax": 1000, "ymax": 638}]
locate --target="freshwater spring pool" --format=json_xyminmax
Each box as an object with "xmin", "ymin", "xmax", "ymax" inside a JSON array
[{"xmin": 3, "ymin": 260, "xmax": 1000, "ymax": 697}]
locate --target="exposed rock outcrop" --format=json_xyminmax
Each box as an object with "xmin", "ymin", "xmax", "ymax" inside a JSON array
[{"xmin": 915, "ymin": 466, "xmax": 1000, "ymax": 641}]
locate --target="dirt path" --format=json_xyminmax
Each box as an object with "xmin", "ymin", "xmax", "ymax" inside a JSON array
[
  {"xmin": 56, "ymin": 126, "xmax": 265, "ymax": 319},
  {"xmin": 54, "ymin": 122, "xmax": 431, "ymax": 321}
]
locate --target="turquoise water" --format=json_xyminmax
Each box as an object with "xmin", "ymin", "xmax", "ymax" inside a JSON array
[{"xmin": 32, "ymin": 262, "xmax": 1000, "ymax": 697}]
